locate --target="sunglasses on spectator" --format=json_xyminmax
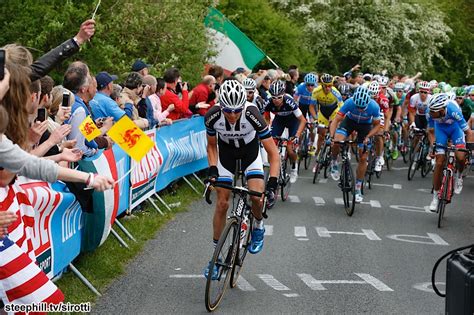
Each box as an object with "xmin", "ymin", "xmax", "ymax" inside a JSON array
[
  {"xmin": 419, "ymin": 91, "xmax": 429, "ymax": 94},
  {"xmin": 222, "ymin": 107, "xmax": 243, "ymax": 114},
  {"xmin": 271, "ymin": 95, "xmax": 284, "ymax": 100}
]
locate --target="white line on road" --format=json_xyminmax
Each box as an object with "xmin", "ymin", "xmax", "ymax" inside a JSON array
[
  {"xmin": 288, "ymin": 195, "xmax": 301, "ymax": 203},
  {"xmin": 282, "ymin": 293, "xmax": 299, "ymax": 297},
  {"xmin": 335, "ymin": 198, "xmax": 344, "ymax": 205},
  {"xmin": 359, "ymin": 200, "xmax": 382, "ymax": 208},
  {"xmin": 319, "ymin": 178, "xmax": 328, "ymax": 184},
  {"xmin": 169, "ymin": 274, "xmax": 204, "ymax": 278},
  {"xmin": 265, "ymin": 225, "xmax": 273, "ymax": 236},
  {"xmin": 257, "ymin": 274, "xmax": 291, "ymax": 291},
  {"xmin": 297, "ymin": 238, "xmax": 309, "ymax": 241},
  {"xmin": 296, "ymin": 273, "xmax": 327, "ymax": 290},
  {"xmin": 413, "ymin": 282, "xmax": 445, "ymax": 294},
  {"xmin": 236, "ymin": 276, "xmax": 256, "ymax": 291},
  {"xmin": 372, "ymin": 183, "xmax": 402, "ymax": 190},
  {"xmin": 355, "ymin": 273, "xmax": 394, "ymax": 291},
  {"xmin": 392, "ymin": 166, "xmax": 409, "ymax": 170},
  {"xmin": 389, "ymin": 205, "xmax": 433, "ymax": 214},
  {"xmin": 312, "ymin": 197, "xmax": 325, "ymax": 206},
  {"xmin": 295, "ymin": 226, "xmax": 307, "ymax": 238},
  {"xmin": 315, "ymin": 227, "xmax": 381, "ymax": 241},
  {"xmin": 417, "ymin": 188, "xmax": 432, "ymax": 194}
]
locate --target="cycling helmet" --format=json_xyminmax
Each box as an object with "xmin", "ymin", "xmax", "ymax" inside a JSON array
[
  {"xmin": 443, "ymin": 83, "xmax": 452, "ymax": 92},
  {"xmin": 242, "ymin": 77, "xmax": 257, "ymax": 91},
  {"xmin": 353, "ymin": 87, "xmax": 372, "ymax": 109},
  {"xmin": 418, "ymin": 81, "xmax": 431, "ymax": 91},
  {"xmin": 455, "ymin": 87, "xmax": 465, "ymax": 97},
  {"xmin": 269, "ymin": 80, "xmax": 286, "ymax": 96},
  {"xmin": 363, "ymin": 73, "xmax": 373, "ymax": 81},
  {"xmin": 432, "ymin": 87, "xmax": 441, "ymax": 94},
  {"xmin": 469, "ymin": 88, "xmax": 474, "ymax": 96},
  {"xmin": 339, "ymin": 84, "xmax": 350, "ymax": 95},
  {"xmin": 320, "ymin": 73, "xmax": 334, "ymax": 85},
  {"xmin": 304, "ymin": 73, "xmax": 318, "ymax": 85},
  {"xmin": 378, "ymin": 76, "xmax": 389, "ymax": 87},
  {"xmin": 429, "ymin": 80, "xmax": 438, "ymax": 89},
  {"xmin": 428, "ymin": 93, "xmax": 449, "ymax": 112},
  {"xmin": 218, "ymin": 80, "xmax": 247, "ymax": 110},
  {"xmin": 373, "ymin": 74, "xmax": 381, "ymax": 82},
  {"xmin": 394, "ymin": 83, "xmax": 405, "ymax": 91},
  {"xmin": 368, "ymin": 81, "xmax": 380, "ymax": 97},
  {"xmin": 447, "ymin": 91, "xmax": 456, "ymax": 101}
]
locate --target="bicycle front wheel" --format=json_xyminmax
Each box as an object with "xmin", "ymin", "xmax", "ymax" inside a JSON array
[
  {"xmin": 341, "ymin": 162, "xmax": 356, "ymax": 216},
  {"xmin": 280, "ymin": 157, "xmax": 291, "ymax": 201},
  {"xmin": 230, "ymin": 216, "xmax": 253, "ymax": 288},
  {"xmin": 205, "ymin": 217, "xmax": 239, "ymax": 312},
  {"xmin": 437, "ymin": 173, "xmax": 451, "ymax": 228}
]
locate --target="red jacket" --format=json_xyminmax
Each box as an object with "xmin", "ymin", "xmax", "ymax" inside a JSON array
[
  {"xmin": 160, "ymin": 87, "xmax": 189, "ymax": 121},
  {"xmin": 189, "ymin": 83, "xmax": 213, "ymax": 116}
]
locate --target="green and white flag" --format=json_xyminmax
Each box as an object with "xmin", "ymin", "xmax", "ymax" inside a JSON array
[{"xmin": 204, "ymin": 7, "xmax": 266, "ymax": 72}]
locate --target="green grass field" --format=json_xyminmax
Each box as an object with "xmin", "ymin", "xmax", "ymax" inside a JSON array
[{"xmin": 55, "ymin": 178, "xmax": 203, "ymax": 306}]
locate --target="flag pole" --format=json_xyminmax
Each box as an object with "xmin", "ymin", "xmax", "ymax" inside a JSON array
[{"xmin": 266, "ymin": 55, "xmax": 280, "ymax": 69}]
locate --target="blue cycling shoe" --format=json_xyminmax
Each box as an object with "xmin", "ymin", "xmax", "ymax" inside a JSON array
[
  {"xmin": 204, "ymin": 259, "xmax": 220, "ymax": 280},
  {"xmin": 249, "ymin": 227, "xmax": 265, "ymax": 254}
]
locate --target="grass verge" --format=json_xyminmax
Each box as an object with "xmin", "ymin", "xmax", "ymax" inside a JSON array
[{"xmin": 55, "ymin": 177, "xmax": 203, "ymax": 306}]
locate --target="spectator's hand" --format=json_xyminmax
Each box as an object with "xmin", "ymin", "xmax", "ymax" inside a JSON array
[
  {"xmin": 142, "ymin": 85, "xmax": 152, "ymax": 98},
  {"xmin": 60, "ymin": 139, "xmax": 77, "ymax": 150},
  {"xmin": 60, "ymin": 148, "xmax": 82, "ymax": 162},
  {"xmin": 0, "ymin": 68, "xmax": 11, "ymax": 102},
  {"xmin": 105, "ymin": 136, "xmax": 114, "ymax": 148},
  {"xmin": 48, "ymin": 124, "xmax": 71, "ymax": 146},
  {"xmin": 101, "ymin": 117, "xmax": 114, "ymax": 132},
  {"xmin": 0, "ymin": 211, "xmax": 17, "ymax": 235},
  {"xmin": 57, "ymin": 106, "xmax": 71, "ymax": 123},
  {"xmin": 91, "ymin": 175, "xmax": 114, "ymax": 191},
  {"xmin": 167, "ymin": 104, "xmax": 175, "ymax": 112},
  {"xmin": 75, "ymin": 19, "xmax": 96, "ymax": 45},
  {"xmin": 29, "ymin": 121, "xmax": 48, "ymax": 145},
  {"xmin": 351, "ymin": 64, "xmax": 361, "ymax": 71},
  {"xmin": 181, "ymin": 82, "xmax": 188, "ymax": 91},
  {"xmin": 196, "ymin": 102, "xmax": 210, "ymax": 109},
  {"xmin": 164, "ymin": 118, "xmax": 173, "ymax": 125}
]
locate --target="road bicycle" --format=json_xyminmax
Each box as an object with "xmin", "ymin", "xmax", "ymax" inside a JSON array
[
  {"xmin": 364, "ymin": 138, "xmax": 377, "ymax": 190},
  {"xmin": 203, "ymin": 160, "xmax": 267, "ymax": 312},
  {"xmin": 334, "ymin": 140, "xmax": 356, "ymax": 216},
  {"xmin": 297, "ymin": 122, "xmax": 316, "ymax": 173},
  {"xmin": 274, "ymin": 137, "xmax": 292, "ymax": 201},
  {"xmin": 408, "ymin": 128, "xmax": 432, "ymax": 180},
  {"xmin": 312, "ymin": 126, "xmax": 331, "ymax": 183},
  {"xmin": 383, "ymin": 131, "xmax": 394, "ymax": 171}
]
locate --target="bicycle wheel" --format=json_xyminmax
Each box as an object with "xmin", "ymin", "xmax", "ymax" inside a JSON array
[
  {"xmin": 205, "ymin": 217, "xmax": 239, "ymax": 312},
  {"xmin": 304, "ymin": 153, "xmax": 312, "ymax": 170},
  {"xmin": 312, "ymin": 159, "xmax": 321, "ymax": 184},
  {"xmin": 437, "ymin": 173, "xmax": 451, "ymax": 228},
  {"xmin": 280, "ymin": 157, "xmax": 291, "ymax": 201},
  {"xmin": 312, "ymin": 145, "xmax": 325, "ymax": 184},
  {"xmin": 407, "ymin": 142, "xmax": 422, "ymax": 180},
  {"xmin": 230, "ymin": 215, "xmax": 253, "ymax": 288},
  {"xmin": 341, "ymin": 162, "xmax": 356, "ymax": 216}
]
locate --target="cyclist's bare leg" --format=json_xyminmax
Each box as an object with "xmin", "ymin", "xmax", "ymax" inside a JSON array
[
  {"xmin": 375, "ymin": 131, "xmax": 384, "ymax": 157},
  {"xmin": 213, "ymin": 187, "xmax": 231, "ymax": 240},
  {"xmin": 433, "ymin": 154, "xmax": 445, "ymax": 191},
  {"xmin": 331, "ymin": 133, "xmax": 345, "ymax": 158},
  {"xmin": 356, "ymin": 148, "xmax": 368, "ymax": 180},
  {"xmin": 247, "ymin": 178, "xmax": 265, "ymax": 221},
  {"xmin": 455, "ymin": 150, "xmax": 467, "ymax": 173},
  {"xmin": 317, "ymin": 127, "xmax": 327, "ymax": 155},
  {"xmin": 287, "ymin": 142, "xmax": 297, "ymax": 165}
]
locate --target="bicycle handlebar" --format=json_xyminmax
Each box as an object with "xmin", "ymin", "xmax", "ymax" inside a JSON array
[{"xmin": 203, "ymin": 182, "xmax": 263, "ymax": 205}]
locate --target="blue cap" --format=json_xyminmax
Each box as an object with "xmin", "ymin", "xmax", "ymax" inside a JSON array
[
  {"xmin": 96, "ymin": 72, "xmax": 118, "ymax": 90},
  {"xmin": 131, "ymin": 59, "xmax": 151, "ymax": 72}
]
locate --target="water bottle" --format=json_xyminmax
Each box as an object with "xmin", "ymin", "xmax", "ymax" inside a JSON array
[{"xmin": 240, "ymin": 207, "xmax": 250, "ymax": 248}]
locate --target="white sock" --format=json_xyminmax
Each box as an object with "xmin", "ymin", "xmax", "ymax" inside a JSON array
[{"xmin": 254, "ymin": 219, "xmax": 264, "ymax": 230}]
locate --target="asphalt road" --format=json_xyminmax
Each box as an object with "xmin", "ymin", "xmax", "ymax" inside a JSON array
[{"xmin": 93, "ymin": 157, "xmax": 474, "ymax": 314}]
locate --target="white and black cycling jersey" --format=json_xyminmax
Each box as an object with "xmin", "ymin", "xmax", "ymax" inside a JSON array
[{"xmin": 205, "ymin": 102, "xmax": 271, "ymax": 148}]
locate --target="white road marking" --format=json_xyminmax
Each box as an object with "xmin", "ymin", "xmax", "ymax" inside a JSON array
[
  {"xmin": 297, "ymin": 273, "xmax": 393, "ymax": 291},
  {"xmin": 315, "ymin": 227, "xmax": 381, "ymax": 241},
  {"xmin": 335, "ymin": 198, "xmax": 344, "ymax": 205},
  {"xmin": 417, "ymin": 188, "xmax": 432, "ymax": 194},
  {"xmin": 369, "ymin": 200, "xmax": 381, "ymax": 208},
  {"xmin": 413, "ymin": 282, "xmax": 445, "ymax": 294},
  {"xmin": 294, "ymin": 226, "xmax": 307, "ymax": 238},
  {"xmin": 355, "ymin": 273, "xmax": 394, "ymax": 291},
  {"xmin": 297, "ymin": 238, "xmax": 309, "ymax": 241},
  {"xmin": 236, "ymin": 276, "xmax": 256, "ymax": 291},
  {"xmin": 265, "ymin": 225, "xmax": 273, "ymax": 236},
  {"xmin": 312, "ymin": 197, "xmax": 325, "ymax": 206},
  {"xmin": 288, "ymin": 195, "xmax": 301, "ymax": 203},
  {"xmin": 319, "ymin": 178, "xmax": 328, "ymax": 184},
  {"xmin": 283, "ymin": 293, "xmax": 299, "ymax": 297},
  {"xmin": 169, "ymin": 274, "xmax": 204, "ymax": 278},
  {"xmin": 392, "ymin": 166, "xmax": 409, "ymax": 170},
  {"xmin": 386, "ymin": 233, "xmax": 449, "ymax": 246},
  {"xmin": 257, "ymin": 274, "xmax": 291, "ymax": 291},
  {"xmin": 372, "ymin": 183, "xmax": 402, "ymax": 189},
  {"xmin": 393, "ymin": 184, "xmax": 402, "ymax": 189},
  {"xmin": 389, "ymin": 205, "xmax": 433, "ymax": 214}
]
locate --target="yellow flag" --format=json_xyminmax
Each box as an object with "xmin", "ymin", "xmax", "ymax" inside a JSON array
[
  {"xmin": 107, "ymin": 115, "xmax": 154, "ymax": 162},
  {"xmin": 79, "ymin": 115, "xmax": 101, "ymax": 141}
]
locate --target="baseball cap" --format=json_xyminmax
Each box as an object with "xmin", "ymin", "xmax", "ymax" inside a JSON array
[
  {"xmin": 131, "ymin": 59, "xmax": 151, "ymax": 72},
  {"xmin": 96, "ymin": 71, "xmax": 118, "ymax": 90}
]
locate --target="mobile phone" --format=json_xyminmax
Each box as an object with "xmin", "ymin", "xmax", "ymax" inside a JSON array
[
  {"xmin": 36, "ymin": 108, "xmax": 46, "ymax": 122},
  {"xmin": 62, "ymin": 92, "xmax": 70, "ymax": 107},
  {"xmin": 0, "ymin": 49, "xmax": 5, "ymax": 81}
]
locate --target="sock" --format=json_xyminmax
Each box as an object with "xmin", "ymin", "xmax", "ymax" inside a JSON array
[
  {"xmin": 254, "ymin": 219, "xmax": 264, "ymax": 230},
  {"xmin": 212, "ymin": 239, "xmax": 218, "ymax": 249},
  {"xmin": 355, "ymin": 179, "xmax": 363, "ymax": 191},
  {"xmin": 433, "ymin": 190, "xmax": 438, "ymax": 197}
]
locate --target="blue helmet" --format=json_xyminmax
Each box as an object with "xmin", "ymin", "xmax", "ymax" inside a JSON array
[
  {"xmin": 304, "ymin": 73, "xmax": 318, "ymax": 85},
  {"xmin": 353, "ymin": 87, "xmax": 372, "ymax": 109}
]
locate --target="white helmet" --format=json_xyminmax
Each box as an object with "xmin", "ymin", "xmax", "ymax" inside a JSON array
[
  {"xmin": 418, "ymin": 81, "xmax": 431, "ymax": 91},
  {"xmin": 219, "ymin": 80, "xmax": 247, "ymax": 110},
  {"xmin": 373, "ymin": 74, "xmax": 382, "ymax": 82},
  {"xmin": 394, "ymin": 83, "xmax": 405, "ymax": 91},
  {"xmin": 429, "ymin": 80, "xmax": 438, "ymax": 89},
  {"xmin": 368, "ymin": 81, "xmax": 380, "ymax": 97},
  {"xmin": 242, "ymin": 78, "xmax": 257, "ymax": 91},
  {"xmin": 428, "ymin": 93, "xmax": 449, "ymax": 112},
  {"xmin": 378, "ymin": 76, "xmax": 389, "ymax": 87}
]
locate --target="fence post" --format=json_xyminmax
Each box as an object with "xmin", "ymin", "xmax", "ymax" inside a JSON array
[
  {"xmin": 183, "ymin": 176, "xmax": 200, "ymax": 195},
  {"xmin": 110, "ymin": 228, "xmax": 129, "ymax": 248},
  {"xmin": 147, "ymin": 198, "xmax": 165, "ymax": 215},
  {"xmin": 192, "ymin": 172, "xmax": 205, "ymax": 186},
  {"xmin": 114, "ymin": 220, "xmax": 137, "ymax": 242},
  {"xmin": 68, "ymin": 263, "xmax": 102, "ymax": 296},
  {"xmin": 154, "ymin": 193, "xmax": 172, "ymax": 212}
]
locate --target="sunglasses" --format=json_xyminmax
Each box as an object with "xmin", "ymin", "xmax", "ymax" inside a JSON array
[
  {"xmin": 306, "ymin": 83, "xmax": 315, "ymax": 87},
  {"xmin": 246, "ymin": 90, "xmax": 255, "ymax": 95},
  {"xmin": 271, "ymin": 95, "xmax": 284, "ymax": 100},
  {"xmin": 222, "ymin": 107, "xmax": 243, "ymax": 114},
  {"xmin": 419, "ymin": 91, "xmax": 429, "ymax": 94},
  {"xmin": 456, "ymin": 96, "xmax": 464, "ymax": 100}
]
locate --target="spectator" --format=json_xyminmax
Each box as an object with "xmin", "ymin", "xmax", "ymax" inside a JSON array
[
  {"xmin": 139, "ymin": 75, "xmax": 157, "ymax": 122},
  {"xmin": 131, "ymin": 59, "xmax": 151, "ymax": 76},
  {"xmin": 120, "ymin": 72, "xmax": 149, "ymax": 129},
  {"xmin": 189, "ymin": 75, "xmax": 214, "ymax": 116},
  {"xmin": 90, "ymin": 71, "xmax": 125, "ymax": 122},
  {"xmin": 110, "ymin": 84, "xmax": 122, "ymax": 103},
  {"xmin": 39, "ymin": 75, "xmax": 55, "ymax": 108},
  {"xmin": 160, "ymin": 68, "xmax": 189, "ymax": 121},
  {"xmin": 147, "ymin": 78, "xmax": 174, "ymax": 126},
  {"xmin": 48, "ymin": 86, "xmax": 73, "ymax": 132},
  {"xmin": 258, "ymin": 75, "xmax": 271, "ymax": 100},
  {"xmin": 285, "ymin": 69, "xmax": 299, "ymax": 96},
  {"xmin": 207, "ymin": 64, "xmax": 224, "ymax": 86}
]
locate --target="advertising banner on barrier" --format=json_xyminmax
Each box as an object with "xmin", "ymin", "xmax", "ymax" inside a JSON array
[
  {"xmin": 130, "ymin": 128, "xmax": 163, "ymax": 211},
  {"xmin": 154, "ymin": 116, "xmax": 208, "ymax": 192},
  {"xmin": 113, "ymin": 145, "xmax": 131, "ymax": 216}
]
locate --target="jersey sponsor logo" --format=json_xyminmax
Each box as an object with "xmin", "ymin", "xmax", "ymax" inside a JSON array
[
  {"xmin": 206, "ymin": 110, "xmax": 221, "ymax": 126},
  {"xmin": 246, "ymin": 111, "xmax": 262, "ymax": 128}
]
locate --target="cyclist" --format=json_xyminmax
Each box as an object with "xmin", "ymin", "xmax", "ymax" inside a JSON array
[
  {"xmin": 427, "ymin": 93, "xmax": 473, "ymax": 211},
  {"xmin": 310, "ymin": 73, "xmax": 343, "ymax": 165},
  {"xmin": 408, "ymin": 81, "xmax": 433, "ymax": 157},
  {"xmin": 392, "ymin": 82, "xmax": 407, "ymax": 158},
  {"xmin": 204, "ymin": 80, "xmax": 280, "ymax": 279},
  {"xmin": 329, "ymin": 87, "xmax": 381, "ymax": 202},
  {"xmin": 294, "ymin": 73, "xmax": 318, "ymax": 154},
  {"xmin": 264, "ymin": 80, "xmax": 306, "ymax": 184},
  {"xmin": 454, "ymin": 87, "xmax": 472, "ymax": 122},
  {"xmin": 338, "ymin": 83, "xmax": 352, "ymax": 102},
  {"xmin": 368, "ymin": 80, "xmax": 389, "ymax": 171},
  {"xmin": 243, "ymin": 77, "xmax": 265, "ymax": 114}
]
